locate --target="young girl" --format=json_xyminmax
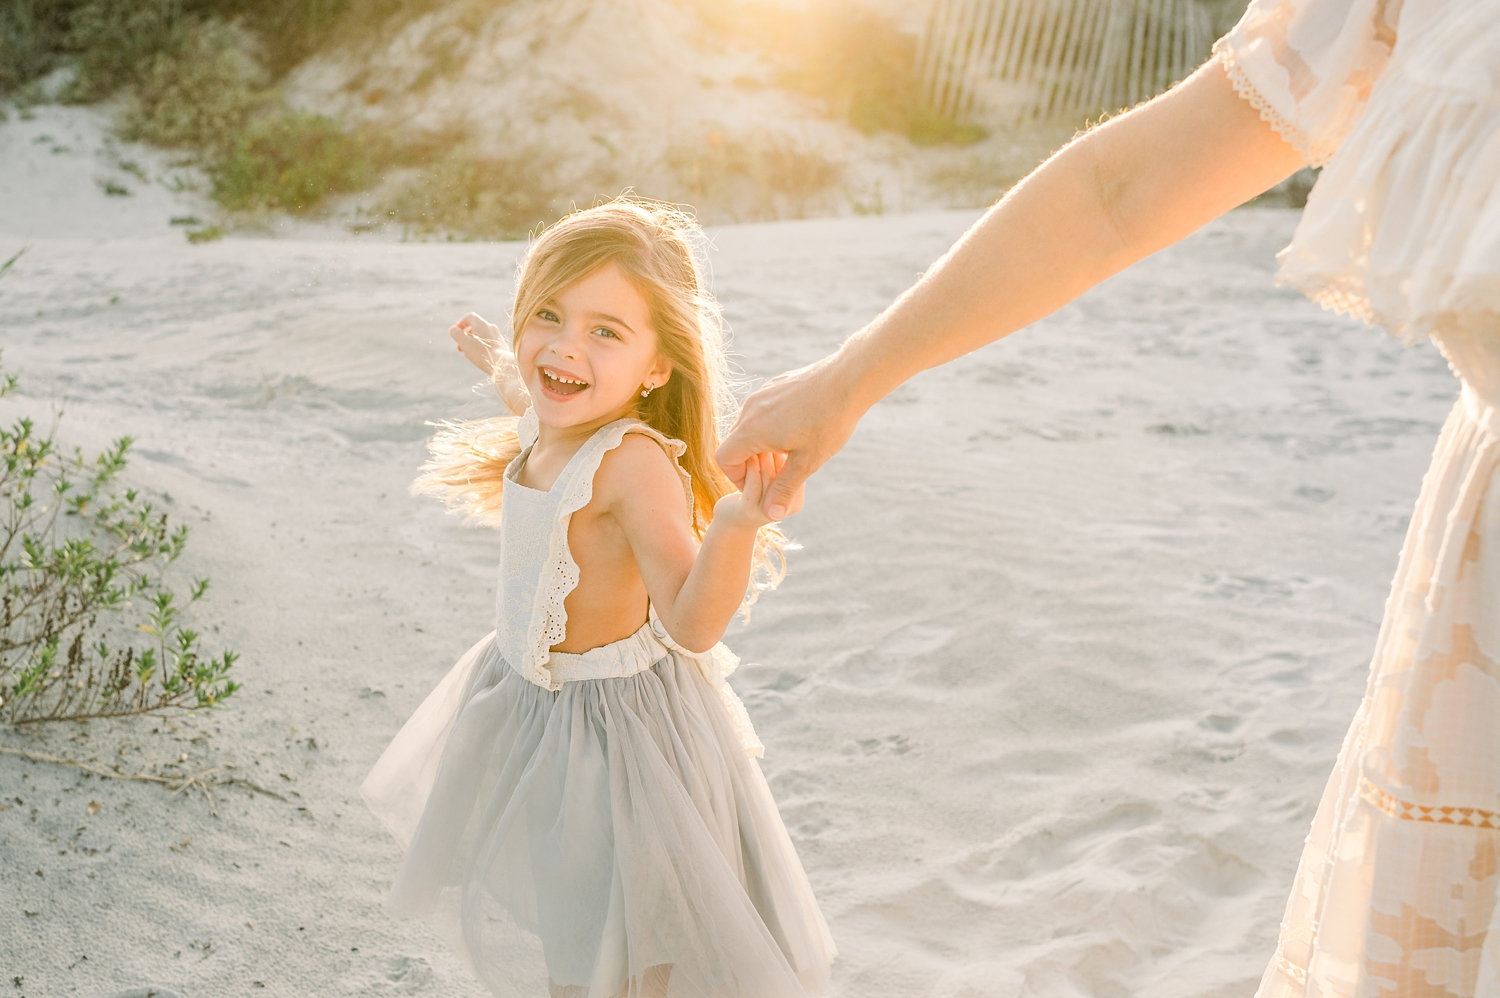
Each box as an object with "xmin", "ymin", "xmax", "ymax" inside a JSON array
[{"xmin": 361, "ymin": 198, "xmax": 837, "ymax": 998}]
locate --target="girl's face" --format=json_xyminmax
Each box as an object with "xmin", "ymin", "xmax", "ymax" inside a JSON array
[{"xmin": 516, "ymin": 261, "xmax": 672, "ymax": 435}]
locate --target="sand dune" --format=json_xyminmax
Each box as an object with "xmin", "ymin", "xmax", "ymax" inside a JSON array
[{"xmin": 0, "ymin": 105, "xmax": 1461, "ymax": 997}]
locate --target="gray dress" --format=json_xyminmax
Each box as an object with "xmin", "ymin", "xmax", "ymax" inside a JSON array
[{"xmin": 363, "ymin": 414, "xmax": 835, "ymax": 998}]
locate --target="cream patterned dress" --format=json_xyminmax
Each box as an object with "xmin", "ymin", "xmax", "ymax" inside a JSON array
[
  {"xmin": 362, "ymin": 414, "xmax": 836, "ymax": 998},
  {"xmin": 1215, "ymin": 0, "xmax": 1500, "ymax": 995}
]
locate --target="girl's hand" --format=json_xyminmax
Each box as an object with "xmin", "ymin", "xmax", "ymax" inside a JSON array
[
  {"xmin": 450, "ymin": 312, "xmax": 531, "ymax": 415},
  {"xmin": 449, "ymin": 312, "xmax": 507, "ymax": 373},
  {"xmin": 714, "ymin": 451, "xmax": 804, "ymax": 529}
]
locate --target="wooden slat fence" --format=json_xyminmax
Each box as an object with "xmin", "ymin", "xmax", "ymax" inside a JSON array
[{"xmin": 919, "ymin": 0, "xmax": 1214, "ymax": 124}]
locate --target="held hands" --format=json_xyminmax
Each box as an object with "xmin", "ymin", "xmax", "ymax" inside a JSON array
[
  {"xmin": 713, "ymin": 451, "xmax": 804, "ymax": 530},
  {"xmin": 716, "ymin": 353, "xmax": 861, "ymax": 520}
]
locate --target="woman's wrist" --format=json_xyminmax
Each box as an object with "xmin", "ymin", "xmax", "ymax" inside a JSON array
[{"xmin": 834, "ymin": 322, "xmax": 906, "ymax": 417}]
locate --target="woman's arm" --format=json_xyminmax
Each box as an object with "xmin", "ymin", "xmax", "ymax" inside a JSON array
[
  {"xmin": 449, "ymin": 312, "xmax": 531, "ymax": 415},
  {"xmin": 718, "ymin": 56, "xmax": 1306, "ymax": 518}
]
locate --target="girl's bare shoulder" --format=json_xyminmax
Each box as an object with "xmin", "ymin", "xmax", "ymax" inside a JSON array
[{"xmin": 591, "ymin": 432, "xmax": 690, "ymax": 522}]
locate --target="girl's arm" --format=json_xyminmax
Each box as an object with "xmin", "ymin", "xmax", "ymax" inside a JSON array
[
  {"xmin": 717, "ymin": 56, "xmax": 1307, "ymax": 517},
  {"xmin": 450, "ymin": 312, "xmax": 532, "ymax": 415},
  {"xmin": 598, "ymin": 440, "xmax": 789, "ymax": 653}
]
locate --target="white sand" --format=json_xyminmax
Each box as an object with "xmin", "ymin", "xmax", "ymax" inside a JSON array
[{"xmin": 0, "ymin": 105, "xmax": 1461, "ymax": 997}]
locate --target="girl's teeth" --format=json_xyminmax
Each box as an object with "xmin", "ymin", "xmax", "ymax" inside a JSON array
[{"xmin": 544, "ymin": 370, "xmax": 588, "ymax": 394}]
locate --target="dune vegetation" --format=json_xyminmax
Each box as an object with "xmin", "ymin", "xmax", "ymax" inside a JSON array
[{"xmin": 1, "ymin": 0, "xmax": 999, "ymax": 237}]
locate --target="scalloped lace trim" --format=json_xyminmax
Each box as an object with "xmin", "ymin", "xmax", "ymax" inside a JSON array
[
  {"xmin": 1278, "ymin": 270, "xmax": 1382, "ymax": 324},
  {"xmin": 1276, "ymin": 269, "xmax": 1500, "ymax": 348},
  {"xmin": 530, "ymin": 420, "xmax": 693, "ymax": 690},
  {"xmin": 1211, "ymin": 42, "xmax": 1327, "ymax": 168}
]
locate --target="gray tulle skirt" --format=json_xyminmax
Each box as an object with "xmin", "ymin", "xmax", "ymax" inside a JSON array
[{"xmin": 361, "ymin": 628, "xmax": 836, "ymax": 998}]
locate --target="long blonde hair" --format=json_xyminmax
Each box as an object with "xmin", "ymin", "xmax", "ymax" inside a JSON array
[{"xmin": 414, "ymin": 197, "xmax": 789, "ymax": 597}]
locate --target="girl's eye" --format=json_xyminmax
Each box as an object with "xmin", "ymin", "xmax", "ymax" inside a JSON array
[
  {"xmin": 537, "ymin": 309, "xmax": 559, "ymax": 323},
  {"xmin": 592, "ymin": 326, "xmax": 620, "ymax": 340}
]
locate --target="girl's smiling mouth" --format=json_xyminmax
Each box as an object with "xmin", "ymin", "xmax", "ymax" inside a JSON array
[{"xmin": 539, "ymin": 366, "xmax": 590, "ymax": 397}]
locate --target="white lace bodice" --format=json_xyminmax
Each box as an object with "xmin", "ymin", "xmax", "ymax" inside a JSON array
[
  {"xmin": 492, "ymin": 409, "xmax": 763, "ymax": 755},
  {"xmin": 494, "ymin": 409, "xmax": 692, "ymax": 686}
]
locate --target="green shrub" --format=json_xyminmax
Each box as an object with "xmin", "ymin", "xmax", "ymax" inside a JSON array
[
  {"xmin": 211, "ymin": 111, "xmax": 377, "ymax": 212},
  {"xmin": 0, "ymin": 0, "xmax": 357, "ymax": 97},
  {"xmin": 0, "ymin": 0, "xmax": 387, "ymax": 222},
  {"xmin": 65, "ymin": 0, "xmax": 187, "ymax": 101},
  {"xmin": 121, "ymin": 20, "xmax": 267, "ymax": 152},
  {"xmin": 0, "ymin": 0, "xmax": 79, "ymax": 95},
  {"xmin": 0, "ymin": 352, "xmax": 239, "ymax": 725}
]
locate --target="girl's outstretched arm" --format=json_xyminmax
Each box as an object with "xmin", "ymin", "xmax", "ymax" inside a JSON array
[
  {"xmin": 450, "ymin": 312, "xmax": 531, "ymax": 415},
  {"xmin": 717, "ymin": 56, "xmax": 1306, "ymax": 518},
  {"xmin": 599, "ymin": 441, "xmax": 791, "ymax": 653}
]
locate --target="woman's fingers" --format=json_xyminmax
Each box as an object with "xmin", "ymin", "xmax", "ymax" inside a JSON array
[
  {"xmin": 718, "ymin": 354, "xmax": 856, "ymax": 502},
  {"xmin": 763, "ymin": 451, "xmax": 811, "ymax": 520}
]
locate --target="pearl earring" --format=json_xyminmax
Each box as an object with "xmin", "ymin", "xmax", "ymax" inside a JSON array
[{"xmin": 640, "ymin": 384, "xmax": 654, "ymax": 398}]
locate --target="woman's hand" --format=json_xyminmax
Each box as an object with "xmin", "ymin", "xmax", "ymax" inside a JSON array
[
  {"xmin": 717, "ymin": 353, "xmax": 861, "ymax": 520},
  {"xmin": 713, "ymin": 450, "xmax": 805, "ymax": 529}
]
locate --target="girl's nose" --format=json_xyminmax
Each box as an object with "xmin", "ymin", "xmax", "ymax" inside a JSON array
[{"xmin": 551, "ymin": 323, "xmax": 586, "ymax": 358}]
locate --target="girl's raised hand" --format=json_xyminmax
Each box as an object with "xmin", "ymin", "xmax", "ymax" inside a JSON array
[
  {"xmin": 449, "ymin": 312, "xmax": 506, "ymax": 373},
  {"xmin": 449, "ymin": 312, "xmax": 531, "ymax": 415}
]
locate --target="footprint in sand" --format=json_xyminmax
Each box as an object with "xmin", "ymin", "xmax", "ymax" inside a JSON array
[
  {"xmin": 1197, "ymin": 712, "xmax": 1242, "ymax": 734},
  {"xmin": 851, "ymin": 734, "xmax": 913, "ymax": 756},
  {"xmin": 367, "ymin": 955, "xmax": 433, "ymax": 993},
  {"xmin": 830, "ymin": 624, "xmax": 956, "ymax": 689},
  {"xmin": 875, "ymin": 623, "xmax": 955, "ymax": 659}
]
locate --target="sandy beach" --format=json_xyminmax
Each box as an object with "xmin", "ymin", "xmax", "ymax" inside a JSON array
[{"xmin": 0, "ymin": 105, "xmax": 1462, "ymax": 997}]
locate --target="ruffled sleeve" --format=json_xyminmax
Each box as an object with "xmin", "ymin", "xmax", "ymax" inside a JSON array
[{"xmin": 1213, "ymin": 0, "xmax": 1399, "ymax": 166}]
